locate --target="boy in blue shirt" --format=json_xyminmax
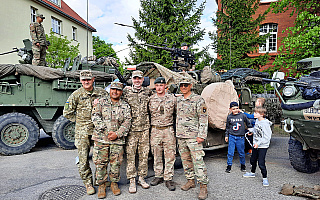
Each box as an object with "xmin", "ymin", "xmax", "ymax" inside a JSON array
[{"xmin": 225, "ymin": 102, "xmax": 252, "ymax": 173}]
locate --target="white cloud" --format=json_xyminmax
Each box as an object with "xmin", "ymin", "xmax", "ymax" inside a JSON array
[{"xmin": 63, "ymin": 0, "xmax": 217, "ymax": 62}]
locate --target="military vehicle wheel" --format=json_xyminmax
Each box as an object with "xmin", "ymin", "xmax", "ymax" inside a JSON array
[
  {"xmin": 288, "ymin": 137, "xmax": 319, "ymax": 173},
  {"xmin": 52, "ymin": 116, "xmax": 76, "ymax": 149},
  {"xmin": 0, "ymin": 113, "xmax": 39, "ymax": 155}
]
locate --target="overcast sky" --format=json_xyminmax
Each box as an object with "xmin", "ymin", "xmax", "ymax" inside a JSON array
[{"xmin": 63, "ymin": 0, "xmax": 217, "ymax": 62}]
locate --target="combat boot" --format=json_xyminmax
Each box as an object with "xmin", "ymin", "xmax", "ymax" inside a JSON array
[
  {"xmin": 181, "ymin": 179, "xmax": 196, "ymax": 191},
  {"xmin": 110, "ymin": 182, "xmax": 121, "ymax": 195},
  {"xmin": 150, "ymin": 177, "xmax": 163, "ymax": 186},
  {"xmin": 129, "ymin": 178, "xmax": 136, "ymax": 194},
  {"xmin": 85, "ymin": 184, "xmax": 95, "ymax": 195},
  {"xmin": 198, "ymin": 183, "xmax": 208, "ymax": 200},
  {"xmin": 138, "ymin": 176, "xmax": 150, "ymax": 189},
  {"xmin": 165, "ymin": 180, "xmax": 176, "ymax": 191},
  {"xmin": 97, "ymin": 183, "xmax": 106, "ymax": 199}
]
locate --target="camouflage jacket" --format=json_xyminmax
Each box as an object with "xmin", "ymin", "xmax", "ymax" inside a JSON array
[
  {"xmin": 149, "ymin": 93, "xmax": 176, "ymax": 127},
  {"xmin": 91, "ymin": 96, "xmax": 131, "ymax": 145},
  {"xmin": 30, "ymin": 22, "xmax": 47, "ymax": 46},
  {"xmin": 63, "ymin": 87, "xmax": 107, "ymax": 135},
  {"xmin": 176, "ymin": 92, "xmax": 208, "ymax": 139},
  {"xmin": 122, "ymin": 86, "xmax": 153, "ymax": 131}
]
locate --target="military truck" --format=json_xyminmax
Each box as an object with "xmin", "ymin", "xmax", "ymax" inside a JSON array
[
  {"xmin": 263, "ymin": 57, "xmax": 320, "ymax": 173},
  {"xmin": 0, "ymin": 58, "xmax": 117, "ymax": 155}
]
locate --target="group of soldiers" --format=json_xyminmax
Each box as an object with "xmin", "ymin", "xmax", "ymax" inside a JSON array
[{"xmin": 63, "ymin": 70, "xmax": 209, "ymax": 199}]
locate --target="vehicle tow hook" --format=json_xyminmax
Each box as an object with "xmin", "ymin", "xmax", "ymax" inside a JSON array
[{"xmin": 283, "ymin": 119, "xmax": 294, "ymax": 133}]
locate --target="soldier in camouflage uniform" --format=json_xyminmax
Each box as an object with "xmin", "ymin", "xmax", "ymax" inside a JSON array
[
  {"xmin": 29, "ymin": 14, "xmax": 48, "ymax": 66},
  {"xmin": 176, "ymin": 78, "xmax": 209, "ymax": 200},
  {"xmin": 63, "ymin": 70, "xmax": 107, "ymax": 195},
  {"xmin": 122, "ymin": 70, "xmax": 153, "ymax": 193},
  {"xmin": 149, "ymin": 77, "xmax": 177, "ymax": 191},
  {"xmin": 92, "ymin": 82, "xmax": 131, "ymax": 198}
]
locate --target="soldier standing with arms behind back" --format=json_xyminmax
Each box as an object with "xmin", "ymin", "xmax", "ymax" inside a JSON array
[
  {"xmin": 63, "ymin": 70, "xmax": 106, "ymax": 195},
  {"xmin": 122, "ymin": 70, "xmax": 153, "ymax": 193},
  {"xmin": 149, "ymin": 77, "xmax": 176, "ymax": 191},
  {"xmin": 29, "ymin": 14, "xmax": 48, "ymax": 66},
  {"xmin": 91, "ymin": 82, "xmax": 131, "ymax": 198},
  {"xmin": 176, "ymin": 78, "xmax": 209, "ymax": 200}
]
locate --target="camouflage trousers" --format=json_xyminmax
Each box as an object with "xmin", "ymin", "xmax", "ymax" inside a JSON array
[
  {"xmin": 126, "ymin": 129, "xmax": 150, "ymax": 179},
  {"xmin": 32, "ymin": 45, "xmax": 46, "ymax": 66},
  {"xmin": 178, "ymin": 138, "xmax": 209, "ymax": 184},
  {"xmin": 74, "ymin": 134, "xmax": 93, "ymax": 185},
  {"xmin": 150, "ymin": 126, "xmax": 176, "ymax": 181},
  {"xmin": 93, "ymin": 141, "xmax": 124, "ymax": 184}
]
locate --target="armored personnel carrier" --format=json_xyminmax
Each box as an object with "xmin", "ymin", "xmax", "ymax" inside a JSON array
[
  {"xmin": 0, "ymin": 57, "xmax": 117, "ymax": 155},
  {"xmin": 263, "ymin": 57, "xmax": 320, "ymax": 173}
]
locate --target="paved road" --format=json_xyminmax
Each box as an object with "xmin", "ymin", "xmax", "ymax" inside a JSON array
[{"xmin": 0, "ymin": 134, "xmax": 319, "ymax": 200}]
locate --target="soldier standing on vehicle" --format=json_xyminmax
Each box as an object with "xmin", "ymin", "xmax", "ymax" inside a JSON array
[
  {"xmin": 91, "ymin": 82, "xmax": 131, "ymax": 198},
  {"xmin": 176, "ymin": 78, "xmax": 209, "ymax": 200},
  {"xmin": 29, "ymin": 14, "xmax": 48, "ymax": 66},
  {"xmin": 122, "ymin": 70, "xmax": 153, "ymax": 193},
  {"xmin": 63, "ymin": 70, "xmax": 106, "ymax": 195},
  {"xmin": 149, "ymin": 77, "xmax": 177, "ymax": 191}
]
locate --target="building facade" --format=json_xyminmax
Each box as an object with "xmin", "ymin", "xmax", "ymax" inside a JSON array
[
  {"xmin": 0, "ymin": 0, "xmax": 96, "ymax": 64},
  {"xmin": 216, "ymin": 0, "xmax": 297, "ymax": 71}
]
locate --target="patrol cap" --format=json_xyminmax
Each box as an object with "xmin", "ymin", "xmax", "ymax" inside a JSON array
[
  {"xmin": 110, "ymin": 82, "xmax": 123, "ymax": 90},
  {"xmin": 230, "ymin": 101, "xmax": 239, "ymax": 108},
  {"xmin": 80, "ymin": 70, "xmax": 93, "ymax": 80},
  {"xmin": 179, "ymin": 78, "xmax": 191, "ymax": 85},
  {"xmin": 154, "ymin": 77, "xmax": 166, "ymax": 84},
  {"xmin": 36, "ymin": 14, "xmax": 45, "ymax": 19},
  {"xmin": 181, "ymin": 42, "xmax": 188, "ymax": 47},
  {"xmin": 132, "ymin": 70, "xmax": 143, "ymax": 78}
]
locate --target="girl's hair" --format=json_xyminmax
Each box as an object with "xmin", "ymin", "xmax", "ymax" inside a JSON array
[
  {"xmin": 256, "ymin": 97, "xmax": 266, "ymax": 106},
  {"xmin": 254, "ymin": 106, "xmax": 267, "ymax": 117}
]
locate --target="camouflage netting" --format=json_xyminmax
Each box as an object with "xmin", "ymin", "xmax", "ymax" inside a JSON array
[
  {"xmin": 0, "ymin": 64, "xmax": 116, "ymax": 81},
  {"xmin": 201, "ymin": 80, "xmax": 239, "ymax": 130}
]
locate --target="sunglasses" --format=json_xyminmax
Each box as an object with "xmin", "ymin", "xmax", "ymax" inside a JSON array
[{"xmin": 180, "ymin": 83, "xmax": 190, "ymax": 88}]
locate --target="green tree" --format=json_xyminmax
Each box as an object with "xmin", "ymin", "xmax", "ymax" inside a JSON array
[
  {"xmin": 46, "ymin": 31, "xmax": 80, "ymax": 68},
  {"xmin": 126, "ymin": 0, "xmax": 206, "ymax": 69},
  {"xmin": 211, "ymin": 0, "xmax": 270, "ymax": 71},
  {"xmin": 93, "ymin": 36, "xmax": 118, "ymax": 59},
  {"xmin": 271, "ymin": 0, "xmax": 320, "ymax": 76}
]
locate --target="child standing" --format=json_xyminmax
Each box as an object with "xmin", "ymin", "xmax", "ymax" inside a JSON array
[
  {"xmin": 243, "ymin": 107, "xmax": 272, "ymax": 187},
  {"xmin": 225, "ymin": 102, "xmax": 252, "ymax": 173}
]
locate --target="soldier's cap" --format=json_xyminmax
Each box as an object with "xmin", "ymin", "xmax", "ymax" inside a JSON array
[
  {"xmin": 110, "ymin": 82, "xmax": 123, "ymax": 90},
  {"xmin": 36, "ymin": 14, "xmax": 45, "ymax": 19},
  {"xmin": 80, "ymin": 70, "xmax": 93, "ymax": 80},
  {"xmin": 181, "ymin": 42, "xmax": 188, "ymax": 47},
  {"xmin": 179, "ymin": 78, "xmax": 191, "ymax": 85},
  {"xmin": 132, "ymin": 70, "xmax": 143, "ymax": 78},
  {"xmin": 230, "ymin": 101, "xmax": 239, "ymax": 108},
  {"xmin": 154, "ymin": 77, "xmax": 166, "ymax": 84}
]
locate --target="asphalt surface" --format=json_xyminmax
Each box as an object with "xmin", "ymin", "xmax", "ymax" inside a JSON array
[{"xmin": 0, "ymin": 133, "xmax": 319, "ymax": 200}]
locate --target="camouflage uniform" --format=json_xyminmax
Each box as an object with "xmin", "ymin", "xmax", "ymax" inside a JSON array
[
  {"xmin": 91, "ymin": 95, "xmax": 131, "ymax": 184},
  {"xmin": 30, "ymin": 16, "xmax": 47, "ymax": 66},
  {"xmin": 176, "ymin": 92, "xmax": 209, "ymax": 184},
  {"xmin": 149, "ymin": 93, "xmax": 176, "ymax": 181},
  {"xmin": 63, "ymin": 87, "xmax": 106, "ymax": 185},
  {"xmin": 122, "ymin": 86, "xmax": 153, "ymax": 179}
]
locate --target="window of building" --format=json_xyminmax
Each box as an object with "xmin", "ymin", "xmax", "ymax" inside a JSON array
[
  {"xmin": 259, "ymin": 23, "xmax": 278, "ymax": 53},
  {"xmin": 51, "ymin": 18, "xmax": 61, "ymax": 34},
  {"xmin": 72, "ymin": 27, "xmax": 77, "ymax": 40},
  {"xmin": 48, "ymin": 0, "xmax": 60, "ymax": 6},
  {"xmin": 31, "ymin": 7, "xmax": 37, "ymax": 23}
]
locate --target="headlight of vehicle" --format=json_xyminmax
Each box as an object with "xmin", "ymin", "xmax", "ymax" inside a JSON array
[{"xmin": 283, "ymin": 86, "xmax": 297, "ymax": 97}]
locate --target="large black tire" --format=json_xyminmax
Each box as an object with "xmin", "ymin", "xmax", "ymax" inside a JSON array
[
  {"xmin": 288, "ymin": 137, "xmax": 319, "ymax": 173},
  {"xmin": 52, "ymin": 116, "xmax": 76, "ymax": 149},
  {"xmin": 0, "ymin": 113, "xmax": 39, "ymax": 155}
]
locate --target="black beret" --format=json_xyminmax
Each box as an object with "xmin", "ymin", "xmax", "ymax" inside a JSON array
[{"xmin": 154, "ymin": 77, "xmax": 166, "ymax": 84}]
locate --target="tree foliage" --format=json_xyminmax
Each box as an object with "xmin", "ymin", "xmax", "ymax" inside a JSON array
[
  {"xmin": 270, "ymin": 0, "xmax": 320, "ymax": 76},
  {"xmin": 211, "ymin": 0, "xmax": 270, "ymax": 71},
  {"xmin": 93, "ymin": 36, "xmax": 118, "ymax": 59},
  {"xmin": 46, "ymin": 31, "xmax": 80, "ymax": 68},
  {"xmin": 126, "ymin": 0, "xmax": 208, "ymax": 69}
]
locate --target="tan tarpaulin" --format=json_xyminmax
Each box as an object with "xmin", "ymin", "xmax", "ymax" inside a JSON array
[{"xmin": 201, "ymin": 80, "xmax": 238, "ymax": 130}]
